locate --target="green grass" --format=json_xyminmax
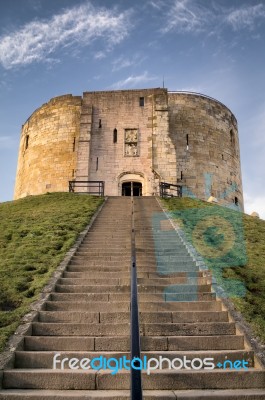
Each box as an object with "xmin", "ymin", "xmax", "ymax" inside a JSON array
[
  {"xmin": 0, "ymin": 193, "xmax": 103, "ymax": 351},
  {"xmin": 161, "ymin": 197, "xmax": 265, "ymax": 343}
]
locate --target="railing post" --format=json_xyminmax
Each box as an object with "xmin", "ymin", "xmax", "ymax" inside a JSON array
[{"xmin": 130, "ymin": 197, "xmax": 143, "ymax": 400}]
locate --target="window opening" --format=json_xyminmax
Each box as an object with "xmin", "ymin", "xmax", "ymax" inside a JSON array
[
  {"xmin": 113, "ymin": 128, "xmax": 117, "ymax": 143},
  {"xmin": 25, "ymin": 135, "xmax": 29, "ymax": 150}
]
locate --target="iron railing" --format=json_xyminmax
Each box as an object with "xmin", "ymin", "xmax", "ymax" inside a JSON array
[
  {"xmin": 160, "ymin": 182, "xmax": 182, "ymax": 198},
  {"xmin": 69, "ymin": 180, "xmax": 104, "ymax": 196},
  {"xmin": 130, "ymin": 197, "xmax": 143, "ymax": 400}
]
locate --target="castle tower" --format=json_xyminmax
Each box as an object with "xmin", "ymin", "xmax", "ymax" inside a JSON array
[{"xmin": 14, "ymin": 89, "xmax": 244, "ymax": 210}]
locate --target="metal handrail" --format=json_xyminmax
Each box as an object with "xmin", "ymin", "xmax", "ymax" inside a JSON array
[
  {"xmin": 160, "ymin": 182, "xmax": 182, "ymax": 198},
  {"xmin": 69, "ymin": 180, "xmax": 104, "ymax": 196},
  {"xmin": 130, "ymin": 196, "xmax": 143, "ymax": 400}
]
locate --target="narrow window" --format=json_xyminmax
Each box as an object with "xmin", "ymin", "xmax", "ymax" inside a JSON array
[
  {"xmin": 139, "ymin": 97, "xmax": 145, "ymax": 107},
  {"xmin": 235, "ymin": 196, "xmax": 238, "ymax": 206},
  {"xmin": 96, "ymin": 157, "xmax": 98, "ymax": 171},
  {"xmin": 113, "ymin": 128, "xmax": 117, "ymax": 143},
  {"xmin": 222, "ymin": 154, "xmax": 224, "ymax": 160},
  {"xmin": 186, "ymin": 134, "xmax": 189, "ymax": 150},
  {"xmin": 73, "ymin": 137, "xmax": 76, "ymax": 152},
  {"xmin": 25, "ymin": 135, "xmax": 29, "ymax": 150},
  {"xmin": 72, "ymin": 169, "xmax": 75, "ymax": 178},
  {"xmin": 230, "ymin": 129, "xmax": 235, "ymax": 150},
  {"xmin": 99, "ymin": 119, "xmax": 102, "ymax": 128},
  {"xmin": 181, "ymin": 171, "xmax": 183, "ymax": 180}
]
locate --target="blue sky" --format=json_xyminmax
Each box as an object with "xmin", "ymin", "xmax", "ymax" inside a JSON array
[{"xmin": 0, "ymin": 0, "xmax": 264, "ymax": 218}]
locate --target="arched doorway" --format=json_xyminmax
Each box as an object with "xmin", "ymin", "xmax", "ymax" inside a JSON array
[{"xmin": 122, "ymin": 182, "xmax": 142, "ymax": 196}]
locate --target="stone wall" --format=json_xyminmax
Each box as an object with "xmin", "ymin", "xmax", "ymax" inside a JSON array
[
  {"xmin": 168, "ymin": 92, "xmax": 243, "ymax": 209},
  {"xmin": 14, "ymin": 89, "xmax": 244, "ymax": 210},
  {"xmin": 14, "ymin": 95, "xmax": 82, "ymax": 199},
  {"xmin": 83, "ymin": 88, "xmax": 167, "ymax": 196}
]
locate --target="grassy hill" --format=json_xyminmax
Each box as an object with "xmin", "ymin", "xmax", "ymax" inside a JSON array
[
  {"xmin": 162, "ymin": 197, "xmax": 265, "ymax": 343},
  {"xmin": 0, "ymin": 193, "xmax": 103, "ymax": 351},
  {"xmin": 1, "ymin": 194, "xmax": 265, "ymax": 353}
]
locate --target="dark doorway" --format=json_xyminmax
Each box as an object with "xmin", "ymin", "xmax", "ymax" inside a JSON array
[{"xmin": 122, "ymin": 182, "xmax": 142, "ymax": 196}]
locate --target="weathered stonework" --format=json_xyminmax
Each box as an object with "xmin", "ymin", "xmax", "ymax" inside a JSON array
[
  {"xmin": 14, "ymin": 94, "xmax": 82, "ymax": 199},
  {"xmin": 14, "ymin": 88, "xmax": 244, "ymax": 210}
]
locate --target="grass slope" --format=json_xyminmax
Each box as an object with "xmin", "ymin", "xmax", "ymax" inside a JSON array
[
  {"xmin": 162, "ymin": 197, "xmax": 265, "ymax": 343},
  {"xmin": 0, "ymin": 193, "xmax": 103, "ymax": 351}
]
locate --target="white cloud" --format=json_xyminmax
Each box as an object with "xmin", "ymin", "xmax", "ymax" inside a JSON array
[
  {"xmin": 226, "ymin": 4, "xmax": 265, "ymax": 31},
  {"xmin": 160, "ymin": 1, "xmax": 265, "ymax": 36},
  {"xmin": 94, "ymin": 51, "xmax": 106, "ymax": 60},
  {"xmin": 162, "ymin": 0, "xmax": 212, "ymax": 34},
  {"xmin": 110, "ymin": 71, "xmax": 157, "ymax": 89},
  {"xmin": 149, "ymin": 0, "xmax": 165, "ymax": 10},
  {"xmin": 112, "ymin": 56, "xmax": 134, "ymax": 71},
  {"xmin": 112, "ymin": 54, "xmax": 146, "ymax": 72},
  {"xmin": 244, "ymin": 192, "xmax": 265, "ymax": 221},
  {"xmin": 178, "ymin": 86, "xmax": 203, "ymax": 93},
  {"xmin": 0, "ymin": 2, "xmax": 132, "ymax": 69}
]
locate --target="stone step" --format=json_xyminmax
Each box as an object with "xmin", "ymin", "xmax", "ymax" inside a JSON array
[
  {"xmin": 98, "ymin": 369, "xmax": 265, "ymax": 390},
  {"xmin": 45, "ymin": 302, "xmax": 130, "ymax": 312},
  {"xmin": 139, "ymin": 301, "xmax": 222, "ymax": 311},
  {"xmin": 56, "ymin": 280, "xmax": 211, "ymax": 293},
  {"xmin": 66, "ymin": 265, "xmax": 130, "ymax": 272},
  {"xmin": 65, "ymin": 267, "xmax": 203, "ymax": 276},
  {"xmin": 66, "ymin": 264, "xmax": 200, "ymax": 272},
  {"xmin": 58, "ymin": 278, "xmax": 121, "ymax": 285},
  {"xmin": 38, "ymin": 310, "xmax": 229, "ymax": 324},
  {"xmin": 62, "ymin": 272, "xmax": 211, "ymax": 284},
  {"xmin": 50, "ymin": 293, "xmax": 129, "ymax": 302},
  {"xmin": 141, "ymin": 322, "xmax": 236, "ymax": 336},
  {"xmin": 55, "ymin": 285, "xmax": 135, "ymax": 293},
  {"xmin": 69, "ymin": 260, "xmax": 131, "ymax": 266},
  {"xmin": 75, "ymin": 250, "xmax": 130, "ymax": 255},
  {"xmin": 58, "ymin": 277, "xmax": 211, "ymax": 287},
  {"xmin": 50, "ymin": 293, "xmax": 111, "ymax": 302},
  {"xmin": 62, "ymin": 271, "xmax": 137, "ymax": 278},
  {"xmin": 139, "ymin": 293, "xmax": 216, "ymax": 302},
  {"xmin": 0, "ymin": 389, "xmax": 172, "ymax": 399},
  {"xmin": 14, "ymin": 350, "xmax": 255, "ymax": 369},
  {"xmin": 45, "ymin": 300, "xmax": 221, "ymax": 312},
  {"xmin": 72, "ymin": 255, "xmax": 131, "ymax": 261},
  {"xmin": 3, "ymin": 369, "xmax": 265, "ymax": 390},
  {"xmin": 55, "ymin": 284, "xmax": 212, "ymax": 294},
  {"xmin": 1, "ymin": 389, "xmax": 265, "ymax": 399},
  {"xmin": 171, "ymin": 389, "xmax": 265, "ymax": 399},
  {"xmin": 138, "ymin": 249, "xmax": 189, "ymax": 254},
  {"xmin": 155, "ymin": 261, "xmax": 198, "ymax": 268},
  {"xmin": 75, "ymin": 243, "xmax": 131, "ymax": 248},
  {"xmin": 31, "ymin": 322, "xmax": 235, "ymax": 337},
  {"xmin": 24, "ymin": 335, "xmax": 245, "ymax": 352},
  {"xmin": 49, "ymin": 292, "xmax": 215, "ymax": 302},
  {"xmin": 31, "ymin": 323, "xmax": 130, "ymax": 337}
]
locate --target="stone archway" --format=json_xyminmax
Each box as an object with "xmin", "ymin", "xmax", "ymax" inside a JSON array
[
  {"xmin": 122, "ymin": 181, "xmax": 142, "ymax": 196},
  {"xmin": 118, "ymin": 172, "xmax": 145, "ymax": 196}
]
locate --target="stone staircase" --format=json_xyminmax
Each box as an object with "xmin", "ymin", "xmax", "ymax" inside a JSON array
[{"xmin": 0, "ymin": 196, "xmax": 265, "ymax": 399}]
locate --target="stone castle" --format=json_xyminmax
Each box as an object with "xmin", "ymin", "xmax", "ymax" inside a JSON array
[{"xmin": 14, "ymin": 88, "xmax": 243, "ymax": 210}]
